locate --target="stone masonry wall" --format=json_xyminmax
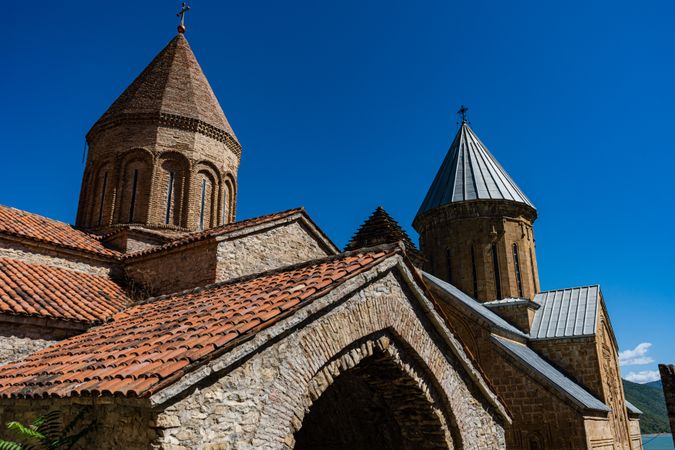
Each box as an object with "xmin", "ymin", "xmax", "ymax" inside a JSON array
[
  {"xmin": 428, "ymin": 284, "xmax": 593, "ymax": 449},
  {"xmin": 0, "ymin": 318, "xmax": 86, "ymax": 365},
  {"xmin": 215, "ymin": 221, "xmax": 332, "ymax": 282},
  {"xmin": 124, "ymin": 220, "xmax": 333, "ymax": 296},
  {"xmin": 152, "ymin": 270, "xmax": 506, "ymax": 450},
  {"xmin": 0, "ymin": 335, "xmax": 55, "ymax": 365},
  {"xmin": 0, "ymin": 240, "xmax": 113, "ymax": 276},
  {"xmin": 78, "ymin": 120, "xmax": 239, "ymax": 231},
  {"xmin": 416, "ymin": 201, "xmax": 540, "ymax": 302},
  {"xmin": 124, "ymin": 242, "xmax": 218, "ymax": 296},
  {"xmin": 0, "ymin": 398, "xmax": 155, "ymax": 450},
  {"xmin": 596, "ymin": 304, "xmax": 632, "ymax": 448},
  {"xmin": 627, "ymin": 418, "xmax": 644, "ymax": 450},
  {"xmin": 531, "ymin": 337, "xmax": 604, "ymax": 401}
]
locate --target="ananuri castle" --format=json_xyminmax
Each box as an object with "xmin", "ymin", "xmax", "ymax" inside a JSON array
[{"xmin": 0, "ymin": 25, "xmax": 643, "ymax": 450}]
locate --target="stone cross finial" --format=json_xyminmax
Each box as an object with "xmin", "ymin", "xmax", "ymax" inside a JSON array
[
  {"xmin": 457, "ymin": 105, "xmax": 469, "ymax": 124},
  {"xmin": 177, "ymin": 2, "xmax": 190, "ymax": 34}
]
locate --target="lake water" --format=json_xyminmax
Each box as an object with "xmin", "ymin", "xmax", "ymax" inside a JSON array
[{"xmin": 643, "ymin": 435, "xmax": 674, "ymax": 450}]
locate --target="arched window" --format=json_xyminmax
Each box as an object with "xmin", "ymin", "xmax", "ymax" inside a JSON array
[
  {"xmin": 513, "ymin": 243, "xmax": 524, "ymax": 297},
  {"xmin": 164, "ymin": 171, "xmax": 175, "ymax": 225},
  {"xmin": 492, "ymin": 243, "xmax": 502, "ymax": 299},
  {"xmin": 159, "ymin": 154, "xmax": 189, "ymax": 227},
  {"xmin": 116, "ymin": 149, "xmax": 153, "ymax": 225},
  {"xmin": 128, "ymin": 169, "xmax": 139, "ymax": 222},
  {"xmin": 199, "ymin": 176, "xmax": 207, "ymax": 230},
  {"xmin": 97, "ymin": 171, "xmax": 108, "ymax": 226},
  {"xmin": 195, "ymin": 170, "xmax": 217, "ymax": 231},
  {"xmin": 221, "ymin": 187, "xmax": 227, "ymax": 225},
  {"xmin": 470, "ymin": 246, "xmax": 478, "ymax": 298}
]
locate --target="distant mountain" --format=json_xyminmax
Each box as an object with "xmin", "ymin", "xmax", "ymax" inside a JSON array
[
  {"xmin": 623, "ymin": 378, "xmax": 670, "ymax": 434},
  {"xmin": 646, "ymin": 380, "xmax": 663, "ymax": 390}
]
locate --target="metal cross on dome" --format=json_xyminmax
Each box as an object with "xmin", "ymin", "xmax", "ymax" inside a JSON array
[
  {"xmin": 177, "ymin": 2, "xmax": 191, "ymax": 34},
  {"xmin": 457, "ymin": 105, "xmax": 469, "ymax": 124}
]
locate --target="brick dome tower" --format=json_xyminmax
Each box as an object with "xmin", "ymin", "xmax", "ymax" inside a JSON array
[
  {"xmin": 76, "ymin": 33, "xmax": 241, "ymax": 232},
  {"xmin": 413, "ymin": 119, "xmax": 540, "ymax": 302}
]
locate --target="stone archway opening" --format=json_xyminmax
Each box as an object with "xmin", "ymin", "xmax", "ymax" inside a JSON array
[{"xmin": 294, "ymin": 348, "xmax": 452, "ymax": 450}]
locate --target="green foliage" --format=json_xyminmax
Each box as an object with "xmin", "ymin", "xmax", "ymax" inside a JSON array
[
  {"xmin": 623, "ymin": 378, "xmax": 670, "ymax": 434},
  {"xmin": 0, "ymin": 409, "xmax": 96, "ymax": 450}
]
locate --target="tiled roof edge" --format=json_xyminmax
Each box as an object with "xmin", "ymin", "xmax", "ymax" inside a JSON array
[
  {"xmin": 0, "ymin": 232, "xmax": 119, "ymax": 261},
  {"xmin": 148, "ymin": 248, "xmax": 399, "ymax": 403},
  {"xmin": 0, "ymin": 207, "xmax": 120, "ymax": 259},
  {"xmin": 149, "ymin": 251, "xmax": 511, "ymax": 424}
]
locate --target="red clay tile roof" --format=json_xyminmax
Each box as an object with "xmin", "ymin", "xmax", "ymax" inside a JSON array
[
  {"xmin": 125, "ymin": 207, "xmax": 336, "ymax": 259},
  {"xmin": 0, "ymin": 249, "xmax": 393, "ymax": 398},
  {"xmin": 0, "ymin": 258, "xmax": 131, "ymax": 324},
  {"xmin": 0, "ymin": 205, "xmax": 118, "ymax": 257}
]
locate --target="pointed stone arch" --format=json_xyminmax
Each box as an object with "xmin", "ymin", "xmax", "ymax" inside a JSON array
[
  {"xmin": 155, "ymin": 151, "xmax": 190, "ymax": 227},
  {"xmin": 222, "ymin": 172, "xmax": 236, "ymax": 223},
  {"xmin": 115, "ymin": 148, "xmax": 154, "ymax": 224},
  {"xmin": 151, "ymin": 260, "xmax": 507, "ymax": 450},
  {"xmin": 243, "ymin": 266, "xmax": 507, "ymax": 450},
  {"xmin": 194, "ymin": 161, "xmax": 222, "ymax": 230},
  {"xmin": 293, "ymin": 331, "xmax": 460, "ymax": 449},
  {"xmin": 87, "ymin": 159, "xmax": 115, "ymax": 227}
]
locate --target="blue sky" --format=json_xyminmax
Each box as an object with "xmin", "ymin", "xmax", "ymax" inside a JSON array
[{"xmin": 4, "ymin": 1, "xmax": 673, "ymax": 381}]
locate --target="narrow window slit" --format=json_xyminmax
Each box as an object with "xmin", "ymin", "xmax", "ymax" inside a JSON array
[
  {"xmin": 513, "ymin": 243, "xmax": 523, "ymax": 297},
  {"xmin": 165, "ymin": 171, "xmax": 175, "ymax": 225},
  {"xmin": 128, "ymin": 169, "xmax": 138, "ymax": 223},
  {"xmin": 492, "ymin": 243, "xmax": 502, "ymax": 299},
  {"xmin": 199, "ymin": 177, "xmax": 207, "ymax": 230},
  {"xmin": 97, "ymin": 172, "xmax": 108, "ymax": 226}
]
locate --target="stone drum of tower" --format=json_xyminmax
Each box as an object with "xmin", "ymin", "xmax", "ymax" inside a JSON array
[{"xmin": 413, "ymin": 120, "xmax": 540, "ymax": 303}]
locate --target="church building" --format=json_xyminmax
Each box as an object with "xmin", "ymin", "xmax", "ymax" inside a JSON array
[{"xmin": 0, "ymin": 18, "xmax": 642, "ymax": 450}]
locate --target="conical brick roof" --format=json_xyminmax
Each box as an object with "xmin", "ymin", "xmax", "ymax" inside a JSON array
[
  {"xmin": 90, "ymin": 34, "xmax": 237, "ymax": 142},
  {"xmin": 416, "ymin": 122, "xmax": 533, "ymax": 218},
  {"xmin": 346, "ymin": 207, "xmax": 424, "ymax": 266}
]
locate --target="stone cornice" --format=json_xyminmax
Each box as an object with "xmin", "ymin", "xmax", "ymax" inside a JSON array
[
  {"xmin": 413, "ymin": 199, "xmax": 537, "ymax": 231},
  {"xmin": 87, "ymin": 112, "xmax": 242, "ymax": 159}
]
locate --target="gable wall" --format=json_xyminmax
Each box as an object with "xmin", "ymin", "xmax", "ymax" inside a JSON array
[
  {"xmin": 595, "ymin": 302, "xmax": 633, "ymax": 448},
  {"xmin": 124, "ymin": 242, "xmax": 219, "ymax": 296},
  {"xmin": 0, "ymin": 333, "xmax": 56, "ymax": 366},
  {"xmin": 151, "ymin": 270, "xmax": 506, "ymax": 450},
  {"xmin": 0, "ymin": 239, "xmax": 114, "ymax": 276},
  {"xmin": 215, "ymin": 221, "xmax": 332, "ymax": 282},
  {"xmin": 530, "ymin": 337, "xmax": 604, "ymax": 401},
  {"xmin": 431, "ymin": 296, "xmax": 590, "ymax": 449}
]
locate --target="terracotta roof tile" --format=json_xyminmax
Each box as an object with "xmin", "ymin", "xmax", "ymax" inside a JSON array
[
  {"xmin": 0, "ymin": 205, "xmax": 118, "ymax": 257},
  {"xmin": 0, "ymin": 258, "xmax": 131, "ymax": 324},
  {"xmin": 0, "ymin": 249, "xmax": 393, "ymax": 398}
]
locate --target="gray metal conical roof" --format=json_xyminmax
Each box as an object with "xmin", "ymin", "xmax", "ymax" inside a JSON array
[{"xmin": 416, "ymin": 122, "xmax": 534, "ymax": 217}]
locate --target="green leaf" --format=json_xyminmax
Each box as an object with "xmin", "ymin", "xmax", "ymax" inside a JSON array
[
  {"xmin": 5, "ymin": 422, "xmax": 44, "ymax": 441},
  {"xmin": 0, "ymin": 439, "xmax": 22, "ymax": 450}
]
